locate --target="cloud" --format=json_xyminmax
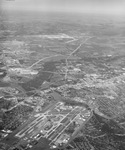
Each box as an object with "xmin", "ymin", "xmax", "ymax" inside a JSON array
[{"xmin": 1, "ymin": 0, "xmax": 125, "ymax": 15}]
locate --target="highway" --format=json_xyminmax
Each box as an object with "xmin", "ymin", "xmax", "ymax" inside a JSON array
[
  {"xmin": 28, "ymin": 54, "xmax": 63, "ymax": 69},
  {"xmin": 65, "ymin": 36, "xmax": 93, "ymax": 80}
]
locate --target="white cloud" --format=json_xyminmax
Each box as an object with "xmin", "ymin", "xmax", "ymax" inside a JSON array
[{"xmin": 1, "ymin": 0, "xmax": 125, "ymax": 15}]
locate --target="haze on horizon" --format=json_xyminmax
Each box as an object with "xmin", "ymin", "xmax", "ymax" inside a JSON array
[{"xmin": 1, "ymin": 0, "xmax": 125, "ymax": 16}]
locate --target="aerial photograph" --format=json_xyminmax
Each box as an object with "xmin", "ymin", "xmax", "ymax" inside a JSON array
[{"xmin": 0, "ymin": 0, "xmax": 125, "ymax": 150}]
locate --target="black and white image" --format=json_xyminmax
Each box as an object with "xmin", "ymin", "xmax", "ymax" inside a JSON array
[{"xmin": 0, "ymin": 0, "xmax": 125, "ymax": 150}]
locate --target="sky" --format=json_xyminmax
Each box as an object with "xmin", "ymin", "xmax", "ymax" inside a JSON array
[{"xmin": 1, "ymin": 0, "xmax": 125, "ymax": 15}]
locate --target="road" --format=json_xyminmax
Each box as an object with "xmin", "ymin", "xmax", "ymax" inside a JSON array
[
  {"xmin": 65, "ymin": 36, "xmax": 93, "ymax": 79},
  {"xmin": 28, "ymin": 54, "xmax": 63, "ymax": 69}
]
